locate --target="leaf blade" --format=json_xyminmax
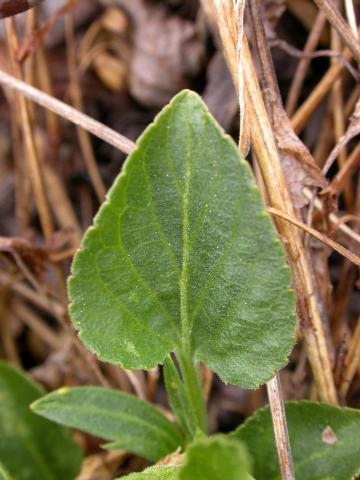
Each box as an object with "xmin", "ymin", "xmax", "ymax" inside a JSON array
[
  {"xmin": 178, "ymin": 435, "xmax": 252, "ymax": 480},
  {"xmin": 32, "ymin": 386, "xmax": 183, "ymax": 462},
  {"xmin": 69, "ymin": 90, "xmax": 296, "ymax": 388},
  {"xmin": 0, "ymin": 463, "xmax": 14, "ymax": 480},
  {"xmin": 119, "ymin": 435, "xmax": 254, "ymax": 480},
  {"xmin": 119, "ymin": 466, "xmax": 180, "ymax": 480},
  {"xmin": 233, "ymin": 400, "xmax": 360, "ymax": 480},
  {"xmin": 0, "ymin": 361, "xmax": 82, "ymax": 480}
]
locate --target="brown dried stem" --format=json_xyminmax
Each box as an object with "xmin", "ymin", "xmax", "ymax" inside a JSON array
[
  {"xmin": 13, "ymin": 301, "xmax": 62, "ymax": 351},
  {"xmin": 0, "ymin": 68, "xmax": 136, "ymax": 155},
  {"xmin": 65, "ymin": 13, "xmax": 106, "ymax": 202},
  {"xmin": 267, "ymin": 207, "xmax": 360, "ymax": 266},
  {"xmin": 207, "ymin": 0, "xmax": 338, "ymax": 404},
  {"xmin": 5, "ymin": 17, "xmax": 54, "ymax": 241},
  {"xmin": 33, "ymin": 47, "xmax": 83, "ymax": 248},
  {"xmin": 339, "ymin": 316, "xmax": 360, "ymax": 398},
  {"xmin": 313, "ymin": 0, "xmax": 360, "ymax": 64},
  {"xmin": 326, "ymin": 143, "xmax": 360, "ymax": 195},
  {"xmin": 330, "ymin": 9, "xmax": 353, "ymax": 208},
  {"xmin": 344, "ymin": 0, "xmax": 358, "ymax": 37},
  {"xmin": 291, "ymin": 46, "xmax": 352, "ymax": 134},
  {"xmin": 286, "ymin": 10, "xmax": 327, "ymax": 116},
  {"xmin": 302, "ymin": 187, "xmax": 360, "ymax": 245},
  {"xmin": 267, "ymin": 374, "xmax": 295, "ymax": 480}
]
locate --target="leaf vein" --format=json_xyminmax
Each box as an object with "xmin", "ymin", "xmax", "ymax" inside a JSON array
[{"xmin": 92, "ymin": 249, "xmax": 173, "ymax": 348}]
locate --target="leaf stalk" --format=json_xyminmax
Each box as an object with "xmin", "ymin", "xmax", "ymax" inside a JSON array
[{"xmin": 176, "ymin": 351, "xmax": 208, "ymax": 435}]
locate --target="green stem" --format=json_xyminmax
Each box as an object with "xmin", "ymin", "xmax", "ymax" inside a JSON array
[{"xmin": 177, "ymin": 349, "xmax": 208, "ymax": 435}]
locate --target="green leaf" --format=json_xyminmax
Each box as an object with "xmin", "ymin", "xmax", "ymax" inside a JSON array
[
  {"xmin": 32, "ymin": 386, "xmax": 183, "ymax": 462},
  {"xmin": 163, "ymin": 356, "xmax": 197, "ymax": 438},
  {"xmin": 0, "ymin": 464, "xmax": 14, "ymax": 480},
  {"xmin": 0, "ymin": 361, "xmax": 82, "ymax": 480},
  {"xmin": 179, "ymin": 435, "xmax": 252, "ymax": 480},
  {"xmin": 120, "ymin": 435, "xmax": 253, "ymax": 480},
  {"xmin": 69, "ymin": 89, "xmax": 296, "ymax": 388},
  {"xmin": 120, "ymin": 466, "xmax": 180, "ymax": 480},
  {"xmin": 233, "ymin": 400, "xmax": 360, "ymax": 480}
]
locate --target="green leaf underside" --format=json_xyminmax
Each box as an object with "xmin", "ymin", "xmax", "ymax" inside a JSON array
[
  {"xmin": 178, "ymin": 435, "xmax": 252, "ymax": 480},
  {"xmin": 32, "ymin": 386, "xmax": 183, "ymax": 462},
  {"xmin": 0, "ymin": 361, "xmax": 82, "ymax": 480},
  {"xmin": 69, "ymin": 89, "xmax": 296, "ymax": 388},
  {"xmin": 120, "ymin": 466, "xmax": 180, "ymax": 480},
  {"xmin": 233, "ymin": 400, "xmax": 360, "ymax": 480}
]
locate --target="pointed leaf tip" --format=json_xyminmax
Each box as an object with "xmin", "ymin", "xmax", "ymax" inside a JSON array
[{"xmin": 32, "ymin": 386, "xmax": 183, "ymax": 462}]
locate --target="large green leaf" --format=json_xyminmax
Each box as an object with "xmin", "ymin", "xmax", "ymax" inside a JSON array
[
  {"xmin": 32, "ymin": 386, "xmax": 183, "ymax": 462},
  {"xmin": 178, "ymin": 435, "xmax": 252, "ymax": 480},
  {"xmin": 120, "ymin": 466, "xmax": 180, "ymax": 480},
  {"xmin": 233, "ymin": 400, "xmax": 360, "ymax": 480},
  {"xmin": 0, "ymin": 361, "xmax": 82, "ymax": 480},
  {"xmin": 69, "ymin": 89, "xmax": 296, "ymax": 388}
]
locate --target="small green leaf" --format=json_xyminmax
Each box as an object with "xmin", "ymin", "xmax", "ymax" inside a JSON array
[
  {"xmin": 69, "ymin": 89, "xmax": 296, "ymax": 388},
  {"xmin": 233, "ymin": 400, "xmax": 360, "ymax": 480},
  {"xmin": 32, "ymin": 386, "xmax": 183, "ymax": 462},
  {"xmin": 120, "ymin": 466, "xmax": 180, "ymax": 480},
  {"xmin": 163, "ymin": 356, "xmax": 197, "ymax": 438},
  {"xmin": 0, "ymin": 361, "xmax": 82, "ymax": 480},
  {"xmin": 179, "ymin": 435, "xmax": 252, "ymax": 480},
  {"xmin": 120, "ymin": 435, "xmax": 253, "ymax": 480}
]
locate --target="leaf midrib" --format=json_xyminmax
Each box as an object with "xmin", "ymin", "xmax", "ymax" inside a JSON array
[
  {"xmin": 179, "ymin": 102, "xmax": 193, "ymax": 355},
  {"xmin": 38, "ymin": 402, "xmax": 179, "ymax": 448}
]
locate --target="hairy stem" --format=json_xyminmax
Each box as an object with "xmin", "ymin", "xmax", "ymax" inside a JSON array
[{"xmin": 176, "ymin": 350, "xmax": 208, "ymax": 434}]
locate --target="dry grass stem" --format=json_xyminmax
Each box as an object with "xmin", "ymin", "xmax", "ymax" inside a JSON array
[
  {"xmin": 42, "ymin": 164, "xmax": 83, "ymax": 248},
  {"xmin": 302, "ymin": 188, "xmax": 360, "ymax": 245},
  {"xmin": 267, "ymin": 374, "xmax": 295, "ymax": 480},
  {"xmin": 340, "ymin": 317, "xmax": 360, "ymax": 398},
  {"xmin": 286, "ymin": 10, "xmax": 327, "ymax": 116},
  {"xmin": 234, "ymin": 0, "xmax": 247, "ymax": 153},
  {"xmin": 206, "ymin": 0, "xmax": 338, "ymax": 405},
  {"xmin": 291, "ymin": 46, "xmax": 352, "ymax": 133},
  {"xmin": 322, "ymin": 98, "xmax": 360, "ymax": 176},
  {"xmin": 344, "ymin": 0, "xmax": 359, "ymax": 37},
  {"xmin": 0, "ymin": 68, "xmax": 136, "ymax": 155},
  {"xmin": 267, "ymin": 207, "xmax": 360, "ymax": 267},
  {"xmin": 65, "ymin": 13, "xmax": 106, "ymax": 202},
  {"xmin": 13, "ymin": 301, "xmax": 62, "ymax": 351},
  {"xmin": 313, "ymin": 0, "xmax": 360, "ymax": 64},
  {"xmin": 212, "ymin": 0, "xmax": 249, "ymax": 154},
  {"xmin": 330, "ymin": 18, "xmax": 353, "ymax": 208},
  {"xmin": 327, "ymin": 143, "xmax": 360, "ymax": 196},
  {"xmin": 5, "ymin": 18, "xmax": 54, "ymax": 241},
  {"xmin": 242, "ymin": 25, "xmax": 338, "ymax": 405}
]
